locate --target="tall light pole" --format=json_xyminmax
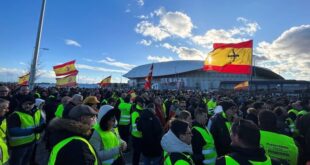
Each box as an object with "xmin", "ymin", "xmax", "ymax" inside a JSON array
[{"xmin": 29, "ymin": 0, "xmax": 47, "ymax": 90}]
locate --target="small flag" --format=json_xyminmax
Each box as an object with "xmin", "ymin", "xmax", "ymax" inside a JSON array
[
  {"xmin": 204, "ymin": 40, "xmax": 253, "ymax": 74},
  {"xmin": 53, "ymin": 60, "xmax": 78, "ymax": 76},
  {"xmin": 234, "ymin": 81, "xmax": 249, "ymax": 90},
  {"xmin": 144, "ymin": 64, "xmax": 154, "ymax": 90},
  {"xmin": 18, "ymin": 73, "xmax": 30, "ymax": 85},
  {"xmin": 98, "ymin": 76, "xmax": 111, "ymax": 87},
  {"xmin": 56, "ymin": 72, "xmax": 78, "ymax": 88}
]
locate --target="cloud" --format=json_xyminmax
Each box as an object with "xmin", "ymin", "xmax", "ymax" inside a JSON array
[
  {"xmin": 192, "ymin": 17, "xmax": 260, "ymax": 48},
  {"xmin": 162, "ymin": 43, "xmax": 205, "ymax": 60},
  {"xmin": 65, "ymin": 39, "xmax": 81, "ymax": 47},
  {"xmin": 137, "ymin": 0, "xmax": 144, "ymax": 6},
  {"xmin": 19, "ymin": 62, "xmax": 27, "ymax": 66},
  {"xmin": 255, "ymin": 25, "xmax": 310, "ymax": 80},
  {"xmin": 125, "ymin": 9, "xmax": 131, "ymax": 13},
  {"xmin": 135, "ymin": 7, "xmax": 194, "ymax": 41},
  {"xmin": 76, "ymin": 64, "xmax": 128, "ymax": 73},
  {"xmin": 147, "ymin": 55, "xmax": 173, "ymax": 62},
  {"xmin": 139, "ymin": 39, "xmax": 152, "ymax": 46},
  {"xmin": 98, "ymin": 57, "xmax": 136, "ymax": 70}
]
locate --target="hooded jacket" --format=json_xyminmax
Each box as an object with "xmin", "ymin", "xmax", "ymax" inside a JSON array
[
  {"xmin": 46, "ymin": 118, "xmax": 97, "ymax": 165},
  {"xmin": 89, "ymin": 105, "xmax": 124, "ymax": 163}
]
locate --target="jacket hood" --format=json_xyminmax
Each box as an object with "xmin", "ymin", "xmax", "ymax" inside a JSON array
[
  {"xmin": 48, "ymin": 118, "xmax": 92, "ymax": 136},
  {"xmin": 97, "ymin": 105, "xmax": 114, "ymax": 122},
  {"xmin": 35, "ymin": 98, "xmax": 45, "ymax": 108},
  {"xmin": 161, "ymin": 130, "xmax": 192, "ymax": 154}
]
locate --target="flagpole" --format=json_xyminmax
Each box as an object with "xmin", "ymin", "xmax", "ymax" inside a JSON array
[
  {"xmin": 249, "ymin": 40, "xmax": 254, "ymax": 95},
  {"xmin": 29, "ymin": 0, "xmax": 47, "ymax": 90}
]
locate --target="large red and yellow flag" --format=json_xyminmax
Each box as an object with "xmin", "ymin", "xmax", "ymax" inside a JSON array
[
  {"xmin": 18, "ymin": 73, "xmax": 30, "ymax": 85},
  {"xmin": 53, "ymin": 60, "xmax": 78, "ymax": 76},
  {"xmin": 56, "ymin": 72, "xmax": 78, "ymax": 88},
  {"xmin": 98, "ymin": 76, "xmax": 111, "ymax": 87},
  {"xmin": 204, "ymin": 40, "xmax": 253, "ymax": 74},
  {"xmin": 144, "ymin": 64, "xmax": 153, "ymax": 90},
  {"xmin": 234, "ymin": 81, "xmax": 249, "ymax": 90}
]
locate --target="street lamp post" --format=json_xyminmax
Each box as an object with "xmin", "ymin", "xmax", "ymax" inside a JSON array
[{"xmin": 29, "ymin": 0, "xmax": 47, "ymax": 90}]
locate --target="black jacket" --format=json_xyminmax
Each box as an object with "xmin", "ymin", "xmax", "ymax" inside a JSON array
[
  {"xmin": 46, "ymin": 118, "xmax": 99, "ymax": 165},
  {"xmin": 191, "ymin": 122, "xmax": 208, "ymax": 165},
  {"xmin": 216, "ymin": 146, "xmax": 280, "ymax": 165},
  {"xmin": 44, "ymin": 96, "xmax": 59, "ymax": 124},
  {"xmin": 137, "ymin": 109, "xmax": 163, "ymax": 157},
  {"xmin": 210, "ymin": 112, "xmax": 231, "ymax": 157}
]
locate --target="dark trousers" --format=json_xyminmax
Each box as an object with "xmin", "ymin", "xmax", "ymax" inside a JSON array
[
  {"xmin": 118, "ymin": 124, "xmax": 130, "ymax": 144},
  {"xmin": 132, "ymin": 136, "xmax": 142, "ymax": 165},
  {"xmin": 10, "ymin": 143, "xmax": 36, "ymax": 165}
]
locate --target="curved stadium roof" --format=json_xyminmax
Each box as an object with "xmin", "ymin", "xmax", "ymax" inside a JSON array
[{"xmin": 123, "ymin": 60, "xmax": 284, "ymax": 80}]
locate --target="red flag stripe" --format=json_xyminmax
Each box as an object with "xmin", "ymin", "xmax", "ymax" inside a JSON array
[
  {"xmin": 53, "ymin": 60, "xmax": 76, "ymax": 69},
  {"xmin": 213, "ymin": 40, "xmax": 253, "ymax": 49},
  {"xmin": 203, "ymin": 65, "xmax": 252, "ymax": 74}
]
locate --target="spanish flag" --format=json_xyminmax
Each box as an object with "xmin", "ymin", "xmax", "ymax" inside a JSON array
[
  {"xmin": 144, "ymin": 64, "xmax": 153, "ymax": 90},
  {"xmin": 56, "ymin": 72, "xmax": 78, "ymax": 87},
  {"xmin": 53, "ymin": 60, "xmax": 78, "ymax": 76},
  {"xmin": 18, "ymin": 73, "xmax": 30, "ymax": 85},
  {"xmin": 234, "ymin": 81, "xmax": 249, "ymax": 90},
  {"xmin": 204, "ymin": 40, "xmax": 253, "ymax": 74},
  {"xmin": 99, "ymin": 76, "xmax": 111, "ymax": 87}
]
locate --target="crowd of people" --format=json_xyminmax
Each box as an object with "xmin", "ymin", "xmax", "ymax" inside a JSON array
[{"xmin": 0, "ymin": 83, "xmax": 309, "ymax": 165}]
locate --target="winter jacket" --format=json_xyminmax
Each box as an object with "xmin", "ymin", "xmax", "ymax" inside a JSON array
[
  {"xmin": 209, "ymin": 112, "xmax": 231, "ymax": 157},
  {"xmin": 137, "ymin": 109, "xmax": 163, "ymax": 157},
  {"xmin": 44, "ymin": 96, "xmax": 59, "ymax": 123},
  {"xmin": 46, "ymin": 118, "xmax": 98, "ymax": 165}
]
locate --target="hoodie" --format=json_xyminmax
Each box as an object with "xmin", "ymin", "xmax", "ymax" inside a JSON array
[
  {"xmin": 46, "ymin": 118, "xmax": 97, "ymax": 165},
  {"xmin": 161, "ymin": 130, "xmax": 193, "ymax": 154}
]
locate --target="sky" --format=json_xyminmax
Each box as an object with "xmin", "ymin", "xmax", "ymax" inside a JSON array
[{"xmin": 0, "ymin": 0, "xmax": 310, "ymax": 83}]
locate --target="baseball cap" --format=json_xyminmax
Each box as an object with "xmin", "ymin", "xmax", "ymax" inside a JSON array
[
  {"xmin": 69, "ymin": 105, "xmax": 98, "ymax": 120},
  {"xmin": 83, "ymin": 96, "xmax": 100, "ymax": 104}
]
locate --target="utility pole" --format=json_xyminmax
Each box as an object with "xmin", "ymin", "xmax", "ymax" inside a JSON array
[{"xmin": 29, "ymin": 0, "xmax": 47, "ymax": 90}]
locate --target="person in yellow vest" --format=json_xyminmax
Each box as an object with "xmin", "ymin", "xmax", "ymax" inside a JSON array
[
  {"xmin": 7, "ymin": 95, "xmax": 45, "ymax": 165},
  {"xmin": 47, "ymin": 105, "xmax": 98, "ymax": 165},
  {"xmin": 161, "ymin": 119, "xmax": 194, "ymax": 165},
  {"xmin": 207, "ymin": 97, "xmax": 217, "ymax": 116},
  {"xmin": 90, "ymin": 105, "xmax": 127, "ymax": 165},
  {"xmin": 54, "ymin": 96, "xmax": 71, "ymax": 118},
  {"xmin": 131, "ymin": 96, "xmax": 145, "ymax": 165},
  {"xmin": 192, "ymin": 108, "xmax": 217, "ymax": 165},
  {"xmin": 117, "ymin": 95, "xmax": 132, "ymax": 146},
  {"xmin": 210, "ymin": 100, "xmax": 237, "ymax": 157},
  {"xmin": 0, "ymin": 99, "xmax": 9, "ymax": 165},
  {"xmin": 216, "ymin": 119, "xmax": 279, "ymax": 165},
  {"xmin": 258, "ymin": 110, "xmax": 299, "ymax": 165}
]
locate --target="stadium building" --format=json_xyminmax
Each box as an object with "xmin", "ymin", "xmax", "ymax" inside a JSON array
[{"xmin": 123, "ymin": 60, "xmax": 284, "ymax": 90}]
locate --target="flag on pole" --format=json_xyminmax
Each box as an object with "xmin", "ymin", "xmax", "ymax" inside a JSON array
[
  {"xmin": 98, "ymin": 76, "xmax": 111, "ymax": 87},
  {"xmin": 144, "ymin": 64, "xmax": 154, "ymax": 90},
  {"xmin": 53, "ymin": 60, "xmax": 78, "ymax": 76},
  {"xmin": 56, "ymin": 72, "xmax": 78, "ymax": 88},
  {"xmin": 234, "ymin": 81, "xmax": 249, "ymax": 90},
  {"xmin": 18, "ymin": 73, "xmax": 30, "ymax": 85},
  {"xmin": 203, "ymin": 40, "xmax": 253, "ymax": 74}
]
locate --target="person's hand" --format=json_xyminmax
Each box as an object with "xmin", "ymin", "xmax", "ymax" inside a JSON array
[{"xmin": 120, "ymin": 142, "xmax": 127, "ymax": 152}]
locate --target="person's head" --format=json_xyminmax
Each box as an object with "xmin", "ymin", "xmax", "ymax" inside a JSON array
[
  {"xmin": 194, "ymin": 107, "xmax": 208, "ymax": 126},
  {"xmin": 0, "ymin": 86, "xmax": 10, "ymax": 97},
  {"xmin": 83, "ymin": 96, "xmax": 100, "ymax": 111},
  {"xmin": 247, "ymin": 108, "xmax": 258, "ymax": 116},
  {"xmin": 98, "ymin": 105, "xmax": 116, "ymax": 130},
  {"xmin": 170, "ymin": 119, "xmax": 192, "ymax": 145},
  {"xmin": 219, "ymin": 100, "xmax": 237, "ymax": 122},
  {"xmin": 179, "ymin": 100, "xmax": 187, "ymax": 110},
  {"xmin": 178, "ymin": 110, "xmax": 192, "ymax": 127},
  {"xmin": 0, "ymin": 98, "xmax": 9, "ymax": 117},
  {"xmin": 20, "ymin": 95, "xmax": 35, "ymax": 112},
  {"xmin": 61, "ymin": 96, "xmax": 71, "ymax": 105},
  {"xmin": 35, "ymin": 98, "xmax": 45, "ymax": 110},
  {"xmin": 231, "ymin": 119, "xmax": 260, "ymax": 149},
  {"xmin": 273, "ymin": 106, "xmax": 287, "ymax": 119},
  {"xmin": 292, "ymin": 101, "xmax": 303, "ymax": 111},
  {"xmin": 68, "ymin": 105, "xmax": 97, "ymax": 126},
  {"xmin": 19, "ymin": 86, "xmax": 30, "ymax": 95},
  {"xmin": 135, "ymin": 96, "xmax": 145, "ymax": 107},
  {"xmin": 253, "ymin": 102, "xmax": 265, "ymax": 111},
  {"xmin": 146, "ymin": 103, "xmax": 156, "ymax": 114},
  {"xmin": 258, "ymin": 110, "xmax": 277, "ymax": 131},
  {"xmin": 71, "ymin": 94, "xmax": 83, "ymax": 105}
]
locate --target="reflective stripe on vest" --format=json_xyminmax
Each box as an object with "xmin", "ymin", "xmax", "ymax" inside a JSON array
[
  {"xmin": 297, "ymin": 110, "xmax": 308, "ymax": 116},
  {"xmin": 0, "ymin": 119, "xmax": 7, "ymax": 141},
  {"xmin": 131, "ymin": 105, "xmax": 143, "ymax": 138},
  {"xmin": 0, "ymin": 139, "xmax": 9, "ymax": 164},
  {"xmin": 193, "ymin": 126, "xmax": 217, "ymax": 165},
  {"xmin": 118, "ymin": 102, "xmax": 132, "ymax": 125},
  {"xmin": 93, "ymin": 124, "xmax": 120, "ymax": 165},
  {"xmin": 260, "ymin": 130, "xmax": 298, "ymax": 165},
  {"xmin": 224, "ymin": 155, "xmax": 272, "ymax": 165},
  {"xmin": 9, "ymin": 110, "xmax": 41, "ymax": 147},
  {"xmin": 207, "ymin": 100, "xmax": 216, "ymax": 115},
  {"xmin": 48, "ymin": 136, "xmax": 98, "ymax": 165},
  {"xmin": 54, "ymin": 104, "xmax": 64, "ymax": 118}
]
